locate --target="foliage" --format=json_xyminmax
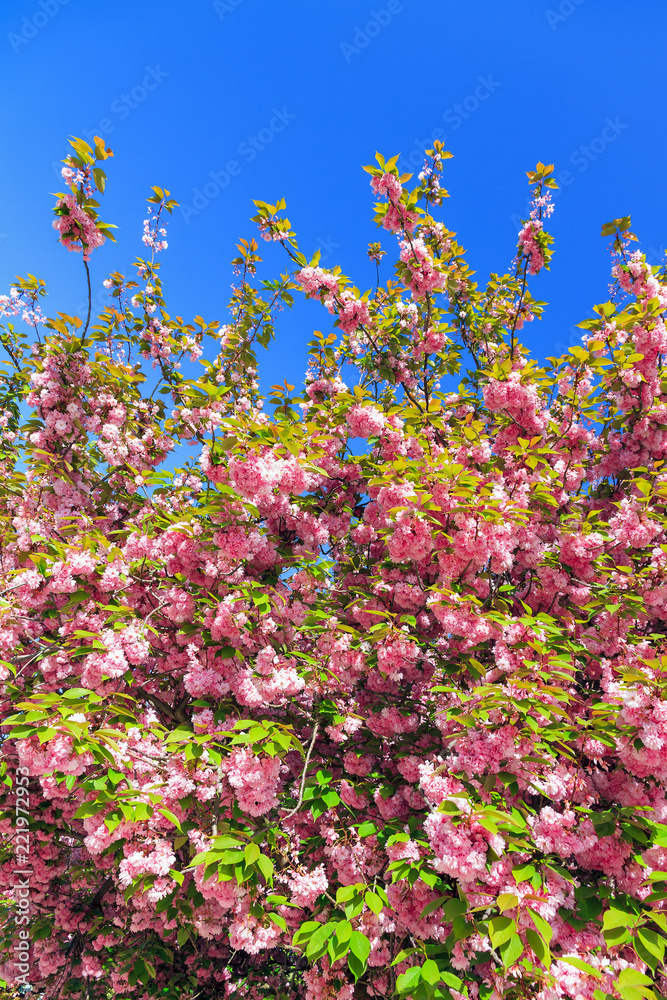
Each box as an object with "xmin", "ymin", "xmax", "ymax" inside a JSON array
[{"xmin": 0, "ymin": 137, "xmax": 667, "ymax": 1000}]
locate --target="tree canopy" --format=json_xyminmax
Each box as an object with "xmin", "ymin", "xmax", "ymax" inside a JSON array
[{"xmin": 1, "ymin": 138, "xmax": 667, "ymax": 1000}]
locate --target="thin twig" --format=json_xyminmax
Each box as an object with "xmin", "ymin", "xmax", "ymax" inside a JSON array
[
  {"xmin": 283, "ymin": 721, "xmax": 320, "ymax": 820},
  {"xmin": 82, "ymin": 259, "xmax": 92, "ymax": 341}
]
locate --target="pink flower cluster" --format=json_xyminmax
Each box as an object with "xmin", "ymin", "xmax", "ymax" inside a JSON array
[
  {"xmin": 346, "ymin": 404, "xmax": 385, "ymax": 438},
  {"xmin": 0, "ymin": 287, "xmax": 45, "ymax": 325},
  {"xmin": 142, "ymin": 205, "xmax": 168, "ymax": 253},
  {"xmin": 371, "ymin": 172, "xmax": 418, "ymax": 232},
  {"xmin": 424, "ymin": 812, "xmax": 505, "ymax": 880},
  {"xmin": 517, "ymin": 219, "xmax": 545, "ymax": 275},
  {"xmin": 335, "ymin": 289, "xmax": 371, "ymax": 334},
  {"xmin": 289, "ymin": 865, "xmax": 328, "ymax": 907},
  {"xmin": 370, "ymin": 172, "xmax": 402, "ymax": 201},
  {"xmin": 399, "ymin": 238, "xmax": 446, "ymax": 298},
  {"xmin": 52, "ymin": 194, "xmax": 106, "ymax": 261},
  {"xmin": 221, "ymin": 749, "xmax": 281, "ymax": 816},
  {"xmin": 387, "ymin": 514, "xmax": 434, "ymax": 562},
  {"xmin": 483, "ymin": 370, "xmax": 547, "ymax": 435},
  {"xmin": 295, "ymin": 266, "xmax": 339, "ymax": 298}
]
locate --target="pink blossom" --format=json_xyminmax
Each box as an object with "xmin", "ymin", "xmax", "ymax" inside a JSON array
[
  {"xmin": 371, "ymin": 172, "xmax": 403, "ymax": 201},
  {"xmin": 346, "ymin": 404, "xmax": 386, "ymax": 438},
  {"xmin": 517, "ymin": 219, "xmax": 545, "ymax": 275},
  {"xmin": 425, "ymin": 813, "xmax": 505, "ymax": 881},
  {"xmin": 289, "ymin": 865, "xmax": 328, "ymax": 907},
  {"xmin": 387, "ymin": 514, "xmax": 433, "ymax": 562},
  {"xmin": 294, "ymin": 266, "xmax": 338, "ymax": 298},
  {"xmin": 52, "ymin": 194, "xmax": 106, "ymax": 261},
  {"xmin": 222, "ymin": 749, "xmax": 281, "ymax": 816}
]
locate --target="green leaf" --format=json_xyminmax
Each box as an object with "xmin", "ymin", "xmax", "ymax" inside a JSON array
[
  {"xmin": 488, "ymin": 915, "xmax": 516, "ymax": 948},
  {"xmin": 527, "ymin": 908, "xmax": 554, "ymax": 944},
  {"xmin": 499, "ymin": 933, "xmax": 524, "ymax": 968},
  {"xmin": 636, "ymin": 927, "xmax": 665, "ymax": 964},
  {"xmin": 256, "ymin": 854, "xmax": 274, "ymax": 883},
  {"xmin": 335, "ymin": 921, "xmax": 353, "ymax": 942},
  {"xmin": 421, "ymin": 959, "xmax": 441, "ymax": 985},
  {"xmin": 365, "ymin": 891, "xmax": 383, "ymax": 914},
  {"xmin": 328, "ymin": 933, "xmax": 350, "ymax": 963},
  {"xmin": 214, "ymin": 850, "xmax": 245, "ymax": 864},
  {"xmin": 603, "ymin": 906, "xmax": 640, "ymax": 945},
  {"xmin": 617, "ymin": 989, "xmax": 655, "ymax": 1000},
  {"xmin": 591, "ymin": 811, "xmax": 616, "ymax": 837},
  {"xmin": 306, "ymin": 922, "xmax": 336, "ymax": 961},
  {"xmin": 292, "ymin": 921, "xmax": 320, "ymax": 949},
  {"xmin": 348, "ymin": 930, "xmax": 371, "ymax": 979},
  {"xmin": 451, "ymin": 915, "xmax": 474, "ymax": 941},
  {"xmin": 349, "ymin": 930, "xmax": 371, "ymax": 963},
  {"xmin": 512, "ymin": 863, "xmax": 536, "ymax": 882},
  {"xmin": 443, "ymin": 898, "xmax": 468, "ymax": 919},
  {"xmin": 525, "ymin": 927, "xmax": 550, "ymax": 967},
  {"xmin": 73, "ymin": 801, "xmax": 105, "ymax": 819},
  {"xmin": 420, "ymin": 894, "xmax": 449, "ymax": 919},
  {"xmin": 159, "ymin": 808, "xmax": 182, "ymax": 831},
  {"xmin": 419, "ymin": 868, "xmax": 438, "ymax": 888},
  {"xmin": 337, "ymin": 884, "xmax": 363, "ymax": 902},
  {"xmin": 244, "ymin": 842, "xmax": 261, "ymax": 865},
  {"xmin": 497, "ymin": 893, "xmax": 519, "ymax": 911},
  {"xmin": 347, "ymin": 952, "xmax": 366, "ymax": 983},
  {"xmin": 212, "ymin": 835, "xmax": 245, "ymax": 849},
  {"xmin": 392, "ymin": 948, "xmax": 418, "ymax": 967},
  {"xmin": 618, "ymin": 970, "xmax": 654, "ymax": 987},
  {"xmin": 559, "ymin": 956, "xmax": 602, "ymax": 978},
  {"xmin": 617, "ymin": 969, "xmax": 656, "ymax": 1000},
  {"xmin": 396, "ymin": 967, "xmax": 421, "ymax": 994},
  {"xmin": 62, "ymin": 687, "xmax": 96, "ymax": 699}
]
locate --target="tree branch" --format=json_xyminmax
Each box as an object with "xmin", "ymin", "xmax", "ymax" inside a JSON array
[{"xmin": 283, "ymin": 721, "xmax": 320, "ymax": 820}]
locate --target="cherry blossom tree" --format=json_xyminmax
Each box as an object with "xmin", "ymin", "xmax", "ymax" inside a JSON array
[{"xmin": 1, "ymin": 136, "xmax": 667, "ymax": 1000}]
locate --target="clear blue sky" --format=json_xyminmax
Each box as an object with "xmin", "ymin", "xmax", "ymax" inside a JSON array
[{"xmin": 0, "ymin": 0, "xmax": 664, "ymax": 393}]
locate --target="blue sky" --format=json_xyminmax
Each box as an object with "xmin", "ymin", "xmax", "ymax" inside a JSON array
[{"xmin": 0, "ymin": 0, "xmax": 664, "ymax": 395}]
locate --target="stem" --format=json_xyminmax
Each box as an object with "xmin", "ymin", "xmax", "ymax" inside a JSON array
[
  {"xmin": 509, "ymin": 258, "xmax": 529, "ymax": 361},
  {"xmin": 82, "ymin": 259, "xmax": 92, "ymax": 340},
  {"xmin": 211, "ymin": 763, "xmax": 224, "ymax": 836},
  {"xmin": 0, "ymin": 335, "xmax": 19, "ymax": 368},
  {"xmin": 283, "ymin": 721, "xmax": 320, "ymax": 820}
]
